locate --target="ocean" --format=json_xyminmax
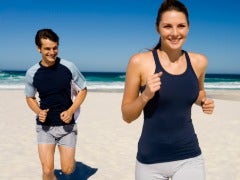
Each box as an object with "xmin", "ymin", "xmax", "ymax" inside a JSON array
[{"xmin": 0, "ymin": 70, "xmax": 240, "ymax": 91}]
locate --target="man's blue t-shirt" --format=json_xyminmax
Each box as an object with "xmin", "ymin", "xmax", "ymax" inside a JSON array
[{"xmin": 25, "ymin": 57, "xmax": 86, "ymax": 126}]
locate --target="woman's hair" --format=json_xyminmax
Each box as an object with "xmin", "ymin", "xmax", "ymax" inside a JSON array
[
  {"xmin": 35, "ymin": 29, "xmax": 59, "ymax": 48},
  {"xmin": 153, "ymin": 0, "xmax": 189, "ymax": 50}
]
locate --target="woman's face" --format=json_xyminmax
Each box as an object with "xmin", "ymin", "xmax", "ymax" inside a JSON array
[{"xmin": 157, "ymin": 10, "xmax": 189, "ymax": 50}]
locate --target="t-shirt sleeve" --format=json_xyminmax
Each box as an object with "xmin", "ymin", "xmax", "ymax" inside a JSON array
[
  {"xmin": 61, "ymin": 59, "xmax": 87, "ymax": 90},
  {"xmin": 72, "ymin": 64, "xmax": 86, "ymax": 90},
  {"xmin": 24, "ymin": 65, "xmax": 38, "ymax": 97}
]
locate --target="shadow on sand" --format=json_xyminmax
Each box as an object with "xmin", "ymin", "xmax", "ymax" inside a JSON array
[{"xmin": 54, "ymin": 161, "xmax": 98, "ymax": 180}]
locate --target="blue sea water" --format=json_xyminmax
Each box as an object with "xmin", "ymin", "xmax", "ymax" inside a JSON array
[{"xmin": 0, "ymin": 70, "xmax": 240, "ymax": 91}]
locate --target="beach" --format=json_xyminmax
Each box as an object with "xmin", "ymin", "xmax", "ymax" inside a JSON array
[{"xmin": 0, "ymin": 90, "xmax": 239, "ymax": 180}]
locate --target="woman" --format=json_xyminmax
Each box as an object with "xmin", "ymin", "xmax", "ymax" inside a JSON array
[{"xmin": 121, "ymin": 0, "xmax": 214, "ymax": 179}]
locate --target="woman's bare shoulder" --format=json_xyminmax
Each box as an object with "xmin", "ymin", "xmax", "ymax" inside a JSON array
[
  {"xmin": 129, "ymin": 51, "xmax": 152, "ymax": 62},
  {"xmin": 127, "ymin": 50, "xmax": 155, "ymax": 82},
  {"xmin": 188, "ymin": 52, "xmax": 208, "ymax": 69}
]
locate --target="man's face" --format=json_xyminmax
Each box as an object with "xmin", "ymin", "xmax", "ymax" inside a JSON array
[{"xmin": 37, "ymin": 38, "xmax": 58, "ymax": 66}]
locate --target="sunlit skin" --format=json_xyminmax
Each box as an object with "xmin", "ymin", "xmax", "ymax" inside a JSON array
[
  {"xmin": 158, "ymin": 10, "xmax": 189, "ymax": 53},
  {"xmin": 26, "ymin": 35, "xmax": 87, "ymax": 180},
  {"xmin": 35, "ymin": 38, "xmax": 76, "ymax": 124},
  {"xmin": 121, "ymin": 10, "xmax": 214, "ymax": 123},
  {"xmin": 37, "ymin": 38, "xmax": 58, "ymax": 67}
]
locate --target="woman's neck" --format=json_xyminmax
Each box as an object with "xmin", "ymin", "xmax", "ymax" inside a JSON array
[{"xmin": 158, "ymin": 48, "xmax": 183, "ymax": 63}]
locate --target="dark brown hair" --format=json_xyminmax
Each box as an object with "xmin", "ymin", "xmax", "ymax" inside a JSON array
[
  {"xmin": 35, "ymin": 29, "xmax": 59, "ymax": 48},
  {"xmin": 154, "ymin": 0, "xmax": 189, "ymax": 50}
]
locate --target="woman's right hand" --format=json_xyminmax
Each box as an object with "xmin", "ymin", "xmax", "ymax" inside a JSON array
[{"xmin": 142, "ymin": 72, "xmax": 163, "ymax": 102}]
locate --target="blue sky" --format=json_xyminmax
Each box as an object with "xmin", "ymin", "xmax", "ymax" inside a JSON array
[{"xmin": 0, "ymin": 0, "xmax": 239, "ymax": 74}]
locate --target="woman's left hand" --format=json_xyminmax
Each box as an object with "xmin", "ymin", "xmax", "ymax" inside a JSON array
[{"xmin": 201, "ymin": 98, "xmax": 214, "ymax": 114}]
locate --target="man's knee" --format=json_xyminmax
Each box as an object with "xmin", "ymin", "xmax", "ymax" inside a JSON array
[
  {"xmin": 42, "ymin": 166, "xmax": 55, "ymax": 177},
  {"xmin": 61, "ymin": 163, "xmax": 75, "ymax": 175}
]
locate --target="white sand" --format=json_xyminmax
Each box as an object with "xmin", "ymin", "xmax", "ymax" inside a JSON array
[{"xmin": 0, "ymin": 90, "xmax": 239, "ymax": 180}]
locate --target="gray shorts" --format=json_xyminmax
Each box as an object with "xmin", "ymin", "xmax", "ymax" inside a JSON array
[
  {"xmin": 36, "ymin": 124, "xmax": 78, "ymax": 148},
  {"xmin": 136, "ymin": 155, "xmax": 205, "ymax": 180}
]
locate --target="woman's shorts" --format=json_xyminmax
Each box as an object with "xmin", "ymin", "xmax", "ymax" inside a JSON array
[{"xmin": 135, "ymin": 155, "xmax": 205, "ymax": 180}]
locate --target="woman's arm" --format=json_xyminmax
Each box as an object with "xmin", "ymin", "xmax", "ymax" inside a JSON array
[
  {"xmin": 192, "ymin": 53, "xmax": 214, "ymax": 114},
  {"xmin": 121, "ymin": 54, "xmax": 162, "ymax": 123}
]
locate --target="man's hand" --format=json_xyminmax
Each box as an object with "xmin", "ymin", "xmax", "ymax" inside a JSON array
[
  {"xmin": 38, "ymin": 109, "xmax": 49, "ymax": 122},
  {"xmin": 60, "ymin": 110, "xmax": 73, "ymax": 123}
]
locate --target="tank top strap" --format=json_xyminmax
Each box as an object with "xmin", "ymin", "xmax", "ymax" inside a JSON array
[
  {"xmin": 183, "ymin": 50, "xmax": 195, "ymax": 73},
  {"xmin": 152, "ymin": 50, "xmax": 162, "ymax": 73}
]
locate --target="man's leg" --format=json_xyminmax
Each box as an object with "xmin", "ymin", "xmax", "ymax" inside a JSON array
[
  {"xmin": 58, "ymin": 145, "xmax": 76, "ymax": 175},
  {"xmin": 38, "ymin": 144, "xmax": 56, "ymax": 180},
  {"xmin": 57, "ymin": 124, "xmax": 77, "ymax": 175}
]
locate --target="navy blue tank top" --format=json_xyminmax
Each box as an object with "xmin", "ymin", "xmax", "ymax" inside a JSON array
[{"xmin": 137, "ymin": 50, "xmax": 201, "ymax": 164}]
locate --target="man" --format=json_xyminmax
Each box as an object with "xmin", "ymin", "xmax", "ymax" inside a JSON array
[{"xmin": 25, "ymin": 29, "xmax": 87, "ymax": 180}]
